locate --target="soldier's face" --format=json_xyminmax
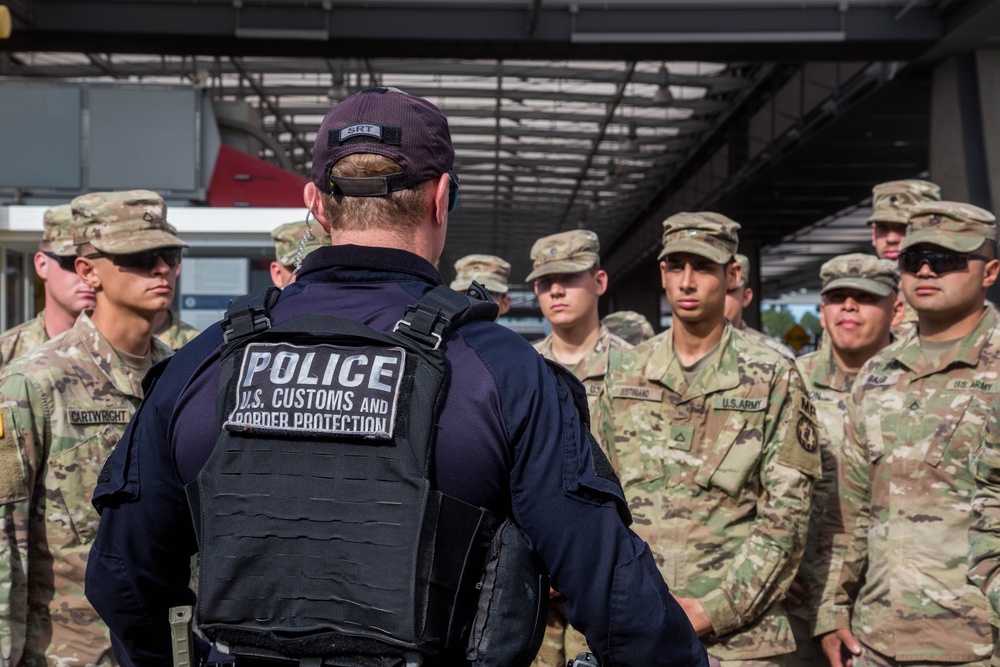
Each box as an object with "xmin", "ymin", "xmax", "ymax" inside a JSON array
[
  {"xmin": 534, "ymin": 269, "xmax": 607, "ymax": 328},
  {"xmin": 81, "ymin": 251, "xmax": 178, "ymax": 319},
  {"xmin": 37, "ymin": 251, "xmax": 97, "ymax": 317},
  {"xmin": 723, "ymin": 285, "xmax": 753, "ymax": 328},
  {"xmin": 820, "ymin": 288, "xmax": 896, "ymax": 359},
  {"xmin": 660, "ymin": 253, "xmax": 734, "ymax": 326},
  {"xmin": 871, "ymin": 222, "xmax": 908, "ymax": 261},
  {"xmin": 900, "ymin": 243, "xmax": 1000, "ymax": 319}
]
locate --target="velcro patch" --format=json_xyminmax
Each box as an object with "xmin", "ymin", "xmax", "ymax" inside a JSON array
[
  {"xmin": 68, "ymin": 408, "xmax": 131, "ymax": 425},
  {"xmin": 224, "ymin": 342, "xmax": 406, "ymax": 439},
  {"xmin": 339, "ymin": 123, "xmax": 382, "ymax": 142},
  {"xmin": 0, "ymin": 403, "xmax": 27, "ymax": 502},
  {"xmin": 862, "ymin": 372, "xmax": 901, "ymax": 389},
  {"xmin": 946, "ymin": 378, "xmax": 1000, "ymax": 393},
  {"xmin": 713, "ymin": 396, "xmax": 765, "ymax": 411},
  {"xmin": 669, "ymin": 424, "xmax": 693, "ymax": 452},
  {"xmin": 610, "ymin": 385, "xmax": 664, "ymax": 401},
  {"xmin": 585, "ymin": 383, "xmax": 602, "ymax": 397}
]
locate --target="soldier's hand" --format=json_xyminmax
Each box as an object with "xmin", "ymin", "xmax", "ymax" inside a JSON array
[
  {"xmin": 671, "ymin": 595, "xmax": 712, "ymax": 637},
  {"xmin": 820, "ymin": 629, "xmax": 862, "ymax": 667},
  {"xmin": 785, "ymin": 579, "xmax": 809, "ymax": 609}
]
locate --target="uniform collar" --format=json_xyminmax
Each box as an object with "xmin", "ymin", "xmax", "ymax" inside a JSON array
[
  {"xmin": 891, "ymin": 302, "xmax": 1000, "ymax": 378},
  {"xmin": 535, "ymin": 325, "xmax": 614, "ymax": 380},
  {"xmin": 296, "ymin": 244, "xmax": 443, "ymax": 286},
  {"xmin": 645, "ymin": 322, "xmax": 741, "ymax": 399},
  {"xmin": 70, "ymin": 310, "xmax": 171, "ymax": 399},
  {"xmin": 807, "ymin": 343, "xmax": 854, "ymax": 393}
]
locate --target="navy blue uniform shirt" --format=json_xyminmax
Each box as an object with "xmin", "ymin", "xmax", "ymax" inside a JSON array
[{"xmin": 86, "ymin": 245, "xmax": 706, "ymax": 667}]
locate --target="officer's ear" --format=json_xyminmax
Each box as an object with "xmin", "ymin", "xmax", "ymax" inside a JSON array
[
  {"xmin": 303, "ymin": 182, "xmax": 332, "ymax": 233},
  {"xmin": 432, "ymin": 173, "xmax": 450, "ymax": 228}
]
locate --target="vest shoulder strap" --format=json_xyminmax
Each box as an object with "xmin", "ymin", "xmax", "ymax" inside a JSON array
[
  {"xmin": 394, "ymin": 282, "xmax": 499, "ymax": 350},
  {"xmin": 221, "ymin": 286, "xmax": 281, "ymax": 343}
]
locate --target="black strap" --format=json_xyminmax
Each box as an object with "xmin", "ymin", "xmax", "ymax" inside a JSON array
[
  {"xmin": 222, "ymin": 287, "xmax": 281, "ymax": 343},
  {"xmin": 393, "ymin": 282, "xmax": 499, "ymax": 350}
]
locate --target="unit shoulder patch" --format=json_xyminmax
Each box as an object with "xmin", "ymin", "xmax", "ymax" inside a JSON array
[{"xmin": 0, "ymin": 403, "xmax": 27, "ymax": 503}]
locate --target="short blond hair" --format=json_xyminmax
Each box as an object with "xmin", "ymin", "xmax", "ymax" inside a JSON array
[{"xmin": 320, "ymin": 154, "xmax": 432, "ymax": 232}]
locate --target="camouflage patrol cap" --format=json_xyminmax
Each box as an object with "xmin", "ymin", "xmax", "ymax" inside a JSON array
[
  {"xmin": 450, "ymin": 254, "xmax": 511, "ymax": 294},
  {"xmin": 658, "ymin": 212, "xmax": 740, "ymax": 264},
  {"xmin": 602, "ymin": 310, "xmax": 654, "ymax": 346},
  {"xmin": 526, "ymin": 230, "xmax": 600, "ymax": 282},
  {"xmin": 867, "ymin": 179, "xmax": 941, "ymax": 226},
  {"xmin": 820, "ymin": 253, "xmax": 900, "ymax": 297},
  {"xmin": 271, "ymin": 220, "xmax": 332, "ymax": 266},
  {"xmin": 42, "ymin": 204, "xmax": 76, "ymax": 257},
  {"xmin": 734, "ymin": 253, "xmax": 750, "ymax": 288},
  {"xmin": 71, "ymin": 190, "xmax": 188, "ymax": 253},
  {"xmin": 900, "ymin": 200, "xmax": 998, "ymax": 253}
]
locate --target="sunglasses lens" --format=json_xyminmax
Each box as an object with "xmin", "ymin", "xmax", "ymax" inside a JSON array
[
  {"xmin": 113, "ymin": 248, "xmax": 182, "ymax": 270},
  {"xmin": 899, "ymin": 251, "xmax": 968, "ymax": 274}
]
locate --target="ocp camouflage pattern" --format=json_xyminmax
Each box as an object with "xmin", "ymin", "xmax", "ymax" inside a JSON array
[
  {"xmin": 0, "ymin": 312, "xmax": 172, "ymax": 666},
  {"xmin": 813, "ymin": 305, "xmax": 1000, "ymax": 662},
  {"xmin": 0, "ymin": 313, "xmax": 49, "ymax": 368},
  {"xmin": 601, "ymin": 324, "xmax": 819, "ymax": 661}
]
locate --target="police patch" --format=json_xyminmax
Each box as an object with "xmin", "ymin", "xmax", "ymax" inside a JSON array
[
  {"xmin": 224, "ymin": 342, "xmax": 405, "ymax": 439},
  {"xmin": 796, "ymin": 416, "xmax": 817, "ymax": 453}
]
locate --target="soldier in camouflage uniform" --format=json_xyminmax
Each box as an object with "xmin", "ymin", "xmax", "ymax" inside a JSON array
[
  {"xmin": 0, "ymin": 205, "xmax": 96, "ymax": 366},
  {"xmin": 0, "ymin": 190, "xmax": 186, "ymax": 666},
  {"xmin": 153, "ymin": 309, "xmax": 200, "ymax": 350},
  {"xmin": 724, "ymin": 253, "xmax": 797, "ymax": 360},
  {"xmin": 788, "ymin": 254, "xmax": 902, "ymax": 667},
  {"xmin": 602, "ymin": 310, "xmax": 655, "ymax": 346},
  {"xmin": 868, "ymin": 180, "xmax": 942, "ymax": 331},
  {"xmin": 527, "ymin": 230, "xmax": 632, "ymax": 667},
  {"xmin": 602, "ymin": 212, "xmax": 820, "ymax": 667},
  {"xmin": 270, "ymin": 220, "xmax": 331, "ymax": 287},
  {"xmin": 449, "ymin": 254, "xmax": 512, "ymax": 316},
  {"xmin": 815, "ymin": 201, "xmax": 1000, "ymax": 667}
]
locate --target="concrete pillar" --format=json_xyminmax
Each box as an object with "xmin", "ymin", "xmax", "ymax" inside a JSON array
[
  {"xmin": 741, "ymin": 239, "xmax": 763, "ymax": 331},
  {"xmin": 604, "ymin": 256, "xmax": 663, "ymax": 333},
  {"xmin": 929, "ymin": 49, "xmax": 1000, "ymax": 303}
]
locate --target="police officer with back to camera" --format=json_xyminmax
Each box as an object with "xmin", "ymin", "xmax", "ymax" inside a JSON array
[{"xmin": 84, "ymin": 87, "xmax": 708, "ymax": 667}]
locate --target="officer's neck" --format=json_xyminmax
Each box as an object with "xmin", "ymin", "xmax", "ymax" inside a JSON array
[
  {"xmin": 672, "ymin": 316, "xmax": 726, "ymax": 367},
  {"xmin": 329, "ymin": 228, "xmax": 441, "ymax": 267},
  {"xmin": 89, "ymin": 301, "xmax": 156, "ymax": 357}
]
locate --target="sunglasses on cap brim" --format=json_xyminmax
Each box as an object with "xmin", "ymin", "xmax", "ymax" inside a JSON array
[
  {"xmin": 82, "ymin": 247, "xmax": 183, "ymax": 270},
  {"xmin": 898, "ymin": 249, "xmax": 991, "ymax": 275}
]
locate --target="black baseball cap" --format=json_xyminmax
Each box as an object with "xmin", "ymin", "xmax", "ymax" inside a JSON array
[{"xmin": 310, "ymin": 87, "xmax": 455, "ymax": 197}]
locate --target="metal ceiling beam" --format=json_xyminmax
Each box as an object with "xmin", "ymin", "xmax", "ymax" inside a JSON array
[
  {"xmin": 558, "ymin": 60, "xmax": 637, "ymax": 230},
  {"xmin": 229, "ymin": 57, "xmax": 311, "ymax": 161},
  {"xmin": 5, "ymin": 2, "xmax": 941, "ymax": 61}
]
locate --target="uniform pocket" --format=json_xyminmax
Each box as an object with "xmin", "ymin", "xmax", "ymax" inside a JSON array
[
  {"xmin": 694, "ymin": 411, "xmax": 758, "ymax": 498},
  {"xmin": 48, "ymin": 426, "xmax": 119, "ymax": 544},
  {"xmin": 613, "ymin": 402, "xmax": 669, "ymax": 488}
]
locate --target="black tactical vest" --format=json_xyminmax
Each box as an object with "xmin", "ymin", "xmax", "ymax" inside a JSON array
[{"xmin": 188, "ymin": 285, "xmax": 529, "ymax": 666}]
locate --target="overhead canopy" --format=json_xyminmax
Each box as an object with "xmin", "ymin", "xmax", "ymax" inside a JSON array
[{"xmin": 2, "ymin": 0, "xmax": 997, "ymax": 294}]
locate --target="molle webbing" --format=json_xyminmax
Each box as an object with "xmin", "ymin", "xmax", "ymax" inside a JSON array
[{"xmin": 192, "ymin": 307, "xmax": 499, "ymax": 662}]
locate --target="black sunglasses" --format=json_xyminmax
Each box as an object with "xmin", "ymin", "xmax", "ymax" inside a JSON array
[
  {"xmin": 83, "ymin": 248, "xmax": 183, "ymax": 270},
  {"xmin": 447, "ymin": 171, "xmax": 460, "ymax": 213},
  {"xmin": 898, "ymin": 249, "xmax": 990, "ymax": 275},
  {"xmin": 42, "ymin": 251, "xmax": 77, "ymax": 272}
]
